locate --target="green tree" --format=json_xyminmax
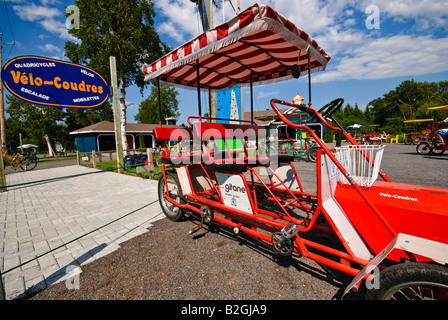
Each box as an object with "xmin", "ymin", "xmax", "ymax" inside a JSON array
[
  {"xmin": 5, "ymin": 95, "xmax": 66, "ymax": 153},
  {"xmin": 135, "ymin": 83, "xmax": 180, "ymax": 124},
  {"xmin": 64, "ymin": 0, "xmax": 169, "ymax": 151},
  {"xmin": 5, "ymin": 94, "xmax": 113, "ymax": 152},
  {"xmin": 367, "ymin": 79, "xmax": 448, "ymax": 133}
]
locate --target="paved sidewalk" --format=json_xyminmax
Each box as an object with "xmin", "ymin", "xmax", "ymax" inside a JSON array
[{"xmin": 0, "ymin": 165, "xmax": 164, "ymax": 300}]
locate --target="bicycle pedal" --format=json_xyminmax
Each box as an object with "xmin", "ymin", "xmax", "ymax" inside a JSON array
[{"xmin": 189, "ymin": 225, "xmax": 203, "ymax": 235}]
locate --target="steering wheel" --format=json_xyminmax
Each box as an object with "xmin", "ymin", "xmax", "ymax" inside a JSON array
[{"xmin": 311, "ymin": 98, "xmax": 344, "ymax": 123}]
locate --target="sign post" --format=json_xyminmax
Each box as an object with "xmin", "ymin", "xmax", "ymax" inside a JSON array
[
  {"xmin": 0, "ymin": 138, "xmax": 6, "ymax": 192},
  {"xmin": 109, "ymin": 56, "xmax": 124, "ymax": 173}
]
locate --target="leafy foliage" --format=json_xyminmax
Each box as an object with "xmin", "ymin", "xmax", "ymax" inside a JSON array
[
  {"xmin": 134, "ymin": 83, "xmax": 180, "ymax": 124},
  {"xmin": 64, "ymin": 0, "xmax": 169, "ymax": 150},
  {"xmin": 64, "ymin": 0, "xmax": 168, "ymax": 90},
  {"xmin": 5, "ymin": 94, "xmax": 113, "ymax": 152},
  {"xmin": 328, "ymin": 80, "xmax": 448, "ymax": 134},
  {"xmin": 366, "ymin": 80, "xmax": 448, "ymax": 133}
]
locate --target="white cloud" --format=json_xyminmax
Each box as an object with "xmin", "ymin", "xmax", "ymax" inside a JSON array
[
  {"xmin": 153, "ymin": 0, "xmax": 448, "ymax": 83},
  {"xmin": 39, "ymin": 0, "xmax": 60, "ymax": 5},
  {"xmin": 13, "ymin": 3, "xmax": 73, "ymax": 40},
  {"xmin": 38, "ymin": 43, "xmax": 61, "ymax": 53},
  {"xmin": 154, "ymin": 0, "xmax": 202, "ymax": 43},
  {"xmin": 314, "ymin": 35, "xmax": 448, "ymax": 83},
  {"xmin": 256, "ymin": 91, "xmax": 279, "ymax": 100},
  {"xmin": 355, "ymin": 0, "xmax": 448, "ymax": 32},
  {"xmin": 13, "ymin": 3, "xmax": 59, "ymax": 21}
]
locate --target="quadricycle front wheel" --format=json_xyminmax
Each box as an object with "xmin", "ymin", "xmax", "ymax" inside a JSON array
[{"xmin": 158, "ymin": 170, "xmax": 186, "ymax": 221}]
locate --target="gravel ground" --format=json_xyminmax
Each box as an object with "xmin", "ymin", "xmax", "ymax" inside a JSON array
[{"xmin": 27, "ymin": 143, "xmax": 447, "ymax": 303}]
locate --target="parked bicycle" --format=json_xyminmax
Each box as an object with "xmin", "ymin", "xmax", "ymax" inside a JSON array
[{"xmin": 2, "ymin": 144, "xmax": 38, "ymax": 171}]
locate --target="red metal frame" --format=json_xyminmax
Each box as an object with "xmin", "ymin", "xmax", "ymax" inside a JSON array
[
  {"xmin": 159, "ymin": 99, "xmax": 448, "ymax": 276},
  {"xmin": 157, "ymin": 116, "xmax": 375, "ymax": 280}
]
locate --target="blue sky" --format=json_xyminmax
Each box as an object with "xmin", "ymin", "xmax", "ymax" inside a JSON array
[{"xmin": 1, "ymin": 0, "xmax": 448, "ymax": 126}]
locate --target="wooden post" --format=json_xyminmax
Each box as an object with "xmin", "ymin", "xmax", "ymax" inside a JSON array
[
  {"xmin": 0, "ymin": 33, "xmax": 7, "ymax": 192},
  {"xmin": 0, "ymin": 33, "xmax": 7, "ymax": 153},
  {"xmin": 0, "ymin": 143, "xmax": 6, "ymax": 192},
  {"xmin": 92, "ymin": 150, "xmax": 96, "ymax": 169},
  {"xmin": 109, "ymin": 56, "xmax": 124, "ymax": 173},
  {"xmin": 146, "ymin": 148, "xmax": 154, "ymax": 171},
  {"xmin": 0, "ymin": 268, "xmax": 5, "ymax": 300}
]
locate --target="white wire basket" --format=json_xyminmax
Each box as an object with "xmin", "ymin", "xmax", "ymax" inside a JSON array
[{"xmin": 332, "ymin": 145, "xmax": 385, "ymax": 187}]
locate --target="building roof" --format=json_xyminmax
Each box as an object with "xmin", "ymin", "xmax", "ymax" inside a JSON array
[
  {"xmin": 69, "ymin": 121, "xmax": 182, "ymax": 135},
  {"xmin": 243, "ymin": 108, "xmax": 290, "ymax": 125}
]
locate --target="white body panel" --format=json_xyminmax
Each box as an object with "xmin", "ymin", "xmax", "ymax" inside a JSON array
[
  {"xmin": 320, "ymin": 152, "xmax": 371, "ymax": 260},
  {"xmin": 216, "ymin": 172, "xmax": 253, "ymax": 214},
  {"xmin": 270, "ymin": 164, "xmax": 301, "ymax": 192}
]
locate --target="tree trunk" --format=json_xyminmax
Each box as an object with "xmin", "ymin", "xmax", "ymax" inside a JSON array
[
  {"xmin": 119, "ymin": 78, "xmax": 128, "ymax": 154},
  {"xmin": 44, "ymin": 134, "xmax": 55, "ymax": 157}
]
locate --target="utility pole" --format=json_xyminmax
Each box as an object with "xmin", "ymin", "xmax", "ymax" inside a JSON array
[
  {"xmin": 191, "ymin": 0, "xmax": 216, "ymax": 119},
  {"xmin": 191, "ymin": 1, "xmax": 243, "ymax": 121},
  {"xmin": 109, "ymin": 56, "xmax": 124, "ymax": 173},
  {"xmin": 208, "ymin": 1, "xmax": 217, "ymax": 120},
  {"xmin": 0, "ymin": 33, "xmax": 7, "ymax": 192},
  {"xmin": 236, "ymin": 0, "xmax": 243, "ymax": 120},
  {"xmin": 0, "ymin": 32, "xmax": 6, "ymax": 150}
]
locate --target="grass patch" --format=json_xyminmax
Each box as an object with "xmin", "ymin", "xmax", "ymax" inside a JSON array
[
  {"xmin": 38, "ymin": 156, "xmax": 77, "ymax": 163},
  {"xmin": 81, "ymin": 160, "xmax": 162, "ymax": 180}
]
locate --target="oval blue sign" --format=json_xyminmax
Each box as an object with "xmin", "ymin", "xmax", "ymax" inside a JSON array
[{"xmin": 1, "ymin": 56, "xmax": 110, "ymax": 108}]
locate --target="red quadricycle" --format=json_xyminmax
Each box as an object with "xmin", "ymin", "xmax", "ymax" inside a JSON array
[
  {"xmin": 416, "ymin": 106, "xmax": 448, "ymax": 156},
  {"xmin": 404, "ymin": 119, "xmax": 433, "ymax": 145},
  {"xmin": 142, "ymin": 4, "xmax": 448, "ymax": 300},
  {"xmin": 361, "ymin": 125, "xmax": 383, "ymax": 145}
]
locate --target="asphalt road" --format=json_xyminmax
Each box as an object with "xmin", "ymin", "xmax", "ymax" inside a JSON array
[{"xmin": 379, "ymin": 143, "xmax": 447, "ymax": 188}]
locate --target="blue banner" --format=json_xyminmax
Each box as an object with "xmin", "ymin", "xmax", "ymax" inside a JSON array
[
  {"xmin": 216, "ymin": 86, "xmax": 242, "ymax": 124},
  {"xmin": 1, "ymin": 56, "xmax": 109, "ymax": 108}
]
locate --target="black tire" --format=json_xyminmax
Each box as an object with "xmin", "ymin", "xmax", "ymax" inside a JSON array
[
  {"xmin": 431, "ymin": 148, "xmax": 446, "ymax": 155},
  {"xmin": 431, "ymin": 136, "xmax": 446, "ymax": 155},
  {"xmin": 158, "ymin": 170, "xmax": 186, "ymax": 221},
  {"xmin": 123, "ymin": 155, "xmax": 134, "ymax": 168},
  {"xmin": 404, "ymin": 136, "xmax": 413, "ymax": 145},
  {"xmin": 306, "ymin": 146, "xmax": 319, "ymax": 162},
  {"xmin": 20, "ymin": 155, "xmax": 37, "ymax": 171},
  {"xmin": 416, "ymin": 142, "xmax": 431, "ymax": 155},
  {"xmin": 366, "ymin": 262, "xmax": 448, "ymax": 300}
]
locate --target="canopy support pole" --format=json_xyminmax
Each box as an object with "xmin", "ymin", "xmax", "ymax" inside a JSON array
[
  {"xmin": 196, "ymin": 59, "xmax": 202, "ymax": 116},
  {"xmin": 157, "ymin": 77, "xmax": 162, "ymax": 127},
  {"xmin": 250, "ymin": 72, "xmax": 254, "ymax": 122},
  {"xmin": 308, "ymin": 47, "xmax": 312, "ymax": 107},
  {"xmin": 208, "ymin": 87, "xmax": 212, "ymax": 121}
]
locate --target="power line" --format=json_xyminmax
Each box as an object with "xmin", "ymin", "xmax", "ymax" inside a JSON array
[
  {"xmin": 1, "ymin": 0, "xmax": 16, "ymax": 61},
  {"xmin": 2, "ymin": 0, "xmax": 15, "ymax": 43}
]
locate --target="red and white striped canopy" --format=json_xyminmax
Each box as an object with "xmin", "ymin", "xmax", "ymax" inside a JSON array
[{"xmin": 142, "ymin": 3, "xmax": 331, "ymax": 90}]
